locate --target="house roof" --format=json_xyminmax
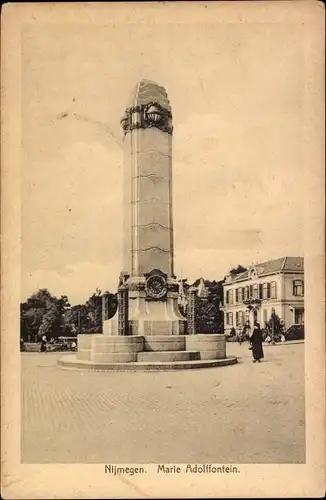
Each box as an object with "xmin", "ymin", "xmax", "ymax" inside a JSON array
[{"xmin": 228, "ymin": 257, "xmax": 304, "ymax": 283}]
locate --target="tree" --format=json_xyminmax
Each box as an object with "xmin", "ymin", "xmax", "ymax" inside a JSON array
[
  {"xmin": 38, "ymin": 303, "xmax": 62, "ymax": 338},
  {"xmin": 229, "ymin": 265, "xmax": 247, "ymax": 276},
  {"xmin": 85, "ymin": 290, "xmax": 103, "ymax": 332},
  {"xmin": 63, "ymin": 290, "xmax": 117, "ymax": 335},
  {"xmin": 263, "ymin": 313, "xmax": 285, "ymax": 341},
  {"xmin": 64, "ymin": 304, "xmax": 89, "ymax": 335},
  {"xmin": 20, "ymin": 289, "xmax": 70, "ymax": 341},
  {"xmin": 38, "ymin": 294, "xmax": 70, "ymax": 338},
  {"xmin": 187, "ymin": 278, "xmax": 224, "ymax": 333}
]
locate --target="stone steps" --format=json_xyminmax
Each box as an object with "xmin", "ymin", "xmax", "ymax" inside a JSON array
[
  {"xmin": 58, "ymin": 355, "xmax": 238, "ymax": 372},
  {"xmin": 137, "ymin": 350, "xmax": 200, "ymax": 362}
]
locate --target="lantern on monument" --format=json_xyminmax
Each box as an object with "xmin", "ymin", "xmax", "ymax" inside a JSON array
[{"xmin": 146, "ymin": 105, "xmax": 163, "ymax": 125}]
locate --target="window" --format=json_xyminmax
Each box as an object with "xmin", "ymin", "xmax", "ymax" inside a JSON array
[
  {"xmin": 249, "ymin": 285, "xmax": 253, "ymax": 298},
  {"xmin": 259, "ymin": 284, "xmax": 263, "ymax": 299},
  {"xmin": 253, "ymin": 284, "xmax": 259, "ymax": 299},
  {"xmin": 293, "ymin": 280, "xmax": 304, "ymax": 297},
  {"xmin": 250, "ymin": 269, "xmax": 257, "ymax": 280},
  {"xmin": 244, "ymin": 286, "xmax": 249, "ymax": 300},
  {"xmin": 235, "ymin": 311, "xmax": 239, "ymax": 325},
  {"xmin": 238, "ymin": 287, "xmax": 243, "ymax": 302},
  {"xmin": 235, "ymin": 289, "xmax": 239, "ymax": 303},
  {"xmin": 226, "ymin": 312, "xmax": 233, "ymax": 326},
  {"xmin": 226, "ymin": 290, "xmax": 234, "ymax": 304},
  {"xmin": 245, "ymin": 310, "xmax": 249, "ymax": 321},
  {"xmin": 270, "ymin": 281, "xmax": 277, "ymax": 299},
  {"xmin": 238, "ymin": 311, "xmax": 244, "ymax": 326},
  {"xmin": 262, "ymin": 283, "xmax": 268, "ymax": 299},
  {"xmin": 294, "ymin": 308, "xmax": 304, "ymax": 324}
]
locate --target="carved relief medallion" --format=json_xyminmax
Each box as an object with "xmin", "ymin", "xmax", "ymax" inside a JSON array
[{"xmin": 145, "ymin": 274, "xmax": 167, "ymax": 299}]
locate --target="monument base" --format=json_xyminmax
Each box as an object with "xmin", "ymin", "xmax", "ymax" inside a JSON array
[
  {"xmin": 103, "ymin": 297, "xmax": 186, "ymax": 336},
  {"xmin": 58, "ymin": 333, "xmax": 237, "ymax": 372},
  {"xmin": 58, "ymin": 355, "xmax": 238, "ymax": 372}
]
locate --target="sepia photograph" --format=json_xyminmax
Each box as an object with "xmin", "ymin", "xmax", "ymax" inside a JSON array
[{"xmin": 1, "ymin": 2, "xmax": 325, "ymax": 498}]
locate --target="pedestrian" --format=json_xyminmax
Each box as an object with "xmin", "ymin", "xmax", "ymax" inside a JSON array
[
  {"xmin": 237, "ymin": 324, "xmax": 243, "ymax": 345},
  {"xmin": 40, "ymin": 335, "xmax": 47, "ymax": 353},
  {"xmin": 250, "ymin": 321, "xmax": 264, "ymax": 363},
  {"xmin": 243, "ymin": 321, "xmax": 251, "ymax": 343},
  {"xmin": 20, "ymin": 338, "xmax": 26, "ymax": 352}
]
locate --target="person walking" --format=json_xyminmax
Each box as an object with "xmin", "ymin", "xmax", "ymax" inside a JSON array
[
  {"xmin": 243, "ymin": 321, "xmax": 251, "ymax": 343},
  {"xmin": 40, "ymin": 335, "xmax": 47, "ymax": 353},
  {"xmin": 250, "ymin": 321, "xmax": 264, "ymax": 363},
  {"xmin": 237, "ymin": 324, "xmax": 243, "ymax": 346},
  {"xmin": 230, "ymin": 327, "xmax": 236, "ymax": 339}
]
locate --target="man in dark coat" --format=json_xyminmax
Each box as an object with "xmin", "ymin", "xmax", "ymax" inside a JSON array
[
  {"xmin": 250, "ymin": 321, "xmax": 264, "ymax": 362},
  {"xmin": 40, "ymin": 335, "xmax": 47, "ymax": 353}
]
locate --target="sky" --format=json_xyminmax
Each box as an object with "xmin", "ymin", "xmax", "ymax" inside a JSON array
[{"xmin": 21, "ymin": 20, "xmax": 305, "ymax": 305}]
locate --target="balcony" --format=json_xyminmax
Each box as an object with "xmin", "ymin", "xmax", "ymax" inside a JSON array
[{"xmin": 243, "ymin": 298, "xmax": 261, "ymax": 307}]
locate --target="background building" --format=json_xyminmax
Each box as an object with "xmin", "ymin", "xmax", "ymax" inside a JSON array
[{"xmin": 222, "ymin": 257, "xmax": 304, "ymax": 334}]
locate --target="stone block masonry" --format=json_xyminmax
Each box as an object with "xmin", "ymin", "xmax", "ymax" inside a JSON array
[{"xmin": 71, "ymin": 333, "xmax": 231, "ymax": 370}]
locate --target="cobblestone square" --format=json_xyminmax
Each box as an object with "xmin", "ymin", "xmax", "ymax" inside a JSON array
[{"xmin": 21, "ymin": 342, "xmax": 305, "ymax": 464}]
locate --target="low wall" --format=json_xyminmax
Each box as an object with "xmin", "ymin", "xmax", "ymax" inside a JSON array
[
  {"xmin": 90, "ymin": 335, "xmax": 144, "ymax": 363},
  {"xmin": 76, "ymin": 334, "xmax": 95, "ymax": 361},
  {"xmin": 76, "ymin": 333, "xmax": 227, "ymax": 363},
  {"xmin": 186, "ymin": 334, "xmax": 226, "ymax": 360},
  {"xmin": 91, "ymin": 335, "xmax": 144, "ymax": 353},
  {"xmin": 22, "ymin": 343, "xmax": 41, "ymax": 352}
]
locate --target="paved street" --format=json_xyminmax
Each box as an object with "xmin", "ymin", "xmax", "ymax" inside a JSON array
[{"xmin": 21, "ymin": 342, "xmax": 305, "ymax": 464}]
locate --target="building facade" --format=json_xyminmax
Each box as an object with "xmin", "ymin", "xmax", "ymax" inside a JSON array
[{"xmin": 222, "ymin": 257, "xmax": 304, "ymax": 334}]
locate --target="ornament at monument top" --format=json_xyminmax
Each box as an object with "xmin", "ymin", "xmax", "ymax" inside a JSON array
[
  {"xmin": 118, "ymin": 271, "xmax": 129, "ymax": 289},
  {"xmin": 120, "ymin": 80, "xmax": 173, "ymax": 136}
]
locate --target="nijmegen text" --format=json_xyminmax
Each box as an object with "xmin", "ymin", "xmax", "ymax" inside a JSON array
[{"xmin": 105, "ymin": 465, "xmax": 146, "ymax": 476}]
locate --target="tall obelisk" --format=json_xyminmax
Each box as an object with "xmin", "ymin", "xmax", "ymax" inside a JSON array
[{"xmin": 103, "ymin": 80, "xmax": 185, "ymax": 336}]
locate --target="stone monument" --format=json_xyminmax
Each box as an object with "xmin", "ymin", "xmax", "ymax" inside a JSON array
[
  {"xmin": 103, "ymin": 79, "xmax": 186, "ymax": 337},
  {"xmin": 59, "ymin": 80, "xmax": 237, "ymax": 371}
]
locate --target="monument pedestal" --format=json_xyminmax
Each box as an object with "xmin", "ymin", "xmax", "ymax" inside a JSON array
[
  {"xmin": 60, "ymin": 332, "xmax": 237, "ymax": 371},
  {"xmin": 103, "ymin": 274, "xmax": 186, "ymax": 336},
  {"xmin": 128, "ymin": 296, "xmax": 186, "ymax": 336},
  {"xmin": 103, "ymin": 295, "xmax": 186, "ymax": 336}
]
